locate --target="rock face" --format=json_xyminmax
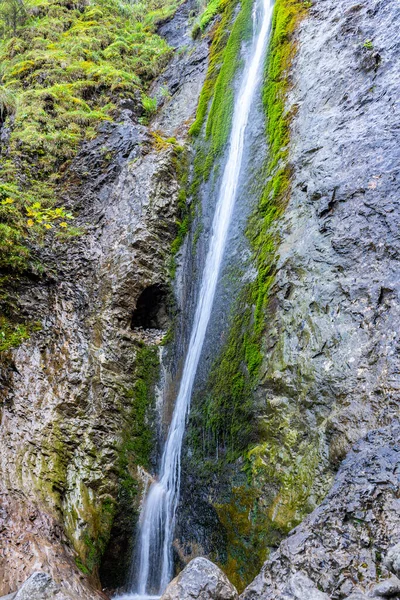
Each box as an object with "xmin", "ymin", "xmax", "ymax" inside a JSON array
[
  {"xmin": 173, "ymin": 0, "xmax": 400, "ymax": 590},
  {"xmin": 0, "ymin": 0, "xmax": 208, "ymax": 596},
  {"xmin": 161, "ymin": 557, "xmax": 238, "ymax": 600},
  {"xmin": 14, "ymin": 572, "xmax": 68, "ymax": 600},
  {"xmin": 241, "ymin": 422, "xmax": 400, "ymax": 599},
  {"xmin": 248, "ymin": 0, "xmax": 400, "ymax": 529}
]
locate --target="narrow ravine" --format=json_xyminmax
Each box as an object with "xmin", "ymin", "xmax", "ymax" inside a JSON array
[{"xmin": 115, "ymin": 1, "xmax": 274, "ymax": 598}]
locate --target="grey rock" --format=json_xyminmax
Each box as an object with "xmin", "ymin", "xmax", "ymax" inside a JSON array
[
  {"xmin": 248, "ymin": 0, "xmax": 400, "ymax": 536},
  {"xmin": 385, "ymin": 544, "xmax": 400, "ymax": 579},
  {"xmin": 371, "ymin": 576, "xmax": 400, "ymax": 597},
  {"xmin": 160, "ymin": 557, "xmax": 238, "ymax": 600},
  {"xmin": 241, "ymin": 423, "xmax": 400, "ymax": 600},
  {"xmin": 0, "ymin": 594, "xmax": 16, "ymax": 600},
  {"xmin": 344, "ymin": 594, "xmax": 369, "ymax": 600},
  {"xmin": 283, "ymin": 573, "xmax": 330, "ymax": 600},
  {"xmin": 14, "ymin": 573, "xmax": 61, "ymax": 600}
]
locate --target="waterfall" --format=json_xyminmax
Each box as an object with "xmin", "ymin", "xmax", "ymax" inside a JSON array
[{"xmin": 115, "ymin": 1, "xmax": 274, "ymax": 597}]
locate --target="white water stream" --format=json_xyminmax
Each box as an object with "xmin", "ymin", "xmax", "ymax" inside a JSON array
[{"xmin": 115, "ymin": 1, "xmax": 274, "ymax": 598}]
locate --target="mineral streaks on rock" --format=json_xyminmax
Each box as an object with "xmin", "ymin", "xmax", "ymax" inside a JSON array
[
  {"xmin": 241, "ymin": 423, "xmax": 400, "ymax": 600},
  {"xmin": 160, "ymin": 557, "xmax": 239, "ymax": 600}
]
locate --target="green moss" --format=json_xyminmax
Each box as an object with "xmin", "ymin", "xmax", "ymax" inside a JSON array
[
  {"xmin": 184, "ymin": 0, "xmax": 310, "ymax": 589},
  {"xmin": 208, "ymin": 0, "xmax": 310, "ymax": 475},
  {"xmin": 75, "ymin": 556, "xmax": 90, "ymax": 576},
  {"xmin": 120, "ymin": 344, "xmax": 159, "ymax": 471},
  {"xmin": 189, "ymin": 0, "xmax": 253, "ymax": 177},
  {"xmin": 0, "ymin": 314, "xmax": 41, "ymax": 351},
  {"xmin": 214, "ymin": 486, "xmax": 281, "ymax": 592},
  {"xmin": 0, "ymin": 0, "xmax": 181, "ymax": 280},
  {"xmin": 67, "ymin": 485, "xmax": 117, "ymax": 583},
  {"xmin": 99, "ymin": 343, "xmax": 160, "ymax": 586}
]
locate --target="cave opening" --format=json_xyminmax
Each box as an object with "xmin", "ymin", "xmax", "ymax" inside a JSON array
[{"xmin": 131, "ymin": 284, "xmax": 170, "ymax": 330}]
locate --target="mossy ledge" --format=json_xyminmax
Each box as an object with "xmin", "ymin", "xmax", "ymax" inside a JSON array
[
  {"xmin": 0, "ymin": 0, "xmax": 181, "ymax": 351},
  {"xmin": 184, "ymin": 0, "xmax": 310, "ymax": 591}
]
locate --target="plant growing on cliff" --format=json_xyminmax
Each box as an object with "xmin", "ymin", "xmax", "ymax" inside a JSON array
[
  {"xmin": 185, "ymin": 0, "xmax": 311, "ymax": 590},
  {"xmin": 0, "ymin": 0, "xmax": 182, "ymax": 349},
  {"xmin": 0, "ymin": 0, "xmax": 26, "ymax": 38}
]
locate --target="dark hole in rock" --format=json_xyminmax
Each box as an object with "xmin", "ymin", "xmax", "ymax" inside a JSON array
[{"xmin": 131, "ymin": 284, "xmax": 170, "ymax": 330}]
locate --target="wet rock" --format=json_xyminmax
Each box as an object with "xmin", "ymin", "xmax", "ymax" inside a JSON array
[
  {"xmin": 385, "ymin": 544, "xmax": 400, "ymax": 579},
  {"xmin": 160, "ymin": 557, "xmax": 238, "ymax": 600},
  {"xmin": 241, "ymin": 423, "xmax": 400, "ymax": 600}
]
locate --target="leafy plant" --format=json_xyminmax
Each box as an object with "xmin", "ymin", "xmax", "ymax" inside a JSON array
[
  {"xmin": 0, "ymin": 0, "xmax": 181, "ymax": 273},
  {"xmin": 0, "ymin": 0, "xmax": 27, "ymax": 39}
]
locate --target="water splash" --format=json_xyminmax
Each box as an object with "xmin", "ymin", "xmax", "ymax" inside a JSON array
[{"xmin": 117, "ymin": 0, "xmax": 274, "ymax": 597}]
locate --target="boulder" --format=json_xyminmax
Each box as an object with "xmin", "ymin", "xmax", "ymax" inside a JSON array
[
  {"xmin": 371, "ymin": 576, "xmax": 400, "ymax": 597},
  {"xmin": 241, "ymin": 423, "xmax": 400, "ymax": 600},
  {"xmin": 14, "ymin": 573, "xmax": 64, "ymax": 600},
  {"xmin": 160, "ymin": 557, "xmax": 238, "ymax": 600},
  {"xmin": 385, "ymin": 544, "xmax": 400, "ymax": 579},
  {"xmin": 283, "ymin": 573, "xmax": 330, "ymax": 600}
]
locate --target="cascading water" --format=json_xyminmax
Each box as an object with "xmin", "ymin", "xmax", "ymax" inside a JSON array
[{"xmin": 115, "ymin": 1, "xmax": 274, "ymax": 597}]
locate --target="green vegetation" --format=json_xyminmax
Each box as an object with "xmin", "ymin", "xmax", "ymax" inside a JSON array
[
  {"xmin": 0, "ymin": 313, "xmax": 40, "ymax": 351},
  {"xmin": 0, "ymin": 0, "xmax": 27, "ymax": 38},
  {"xmin": 185, "ymin": 0, "xmax": 311, "ymax": 589},
  {"xmin": 190, "ymin": 0, "xmax": 309, "ymax": 473},
  {"xmin": 192, "ymin": 0, "xmax": 225, "ymax": 37},
  {"xmin": 190, "ymin": 0, "xmax": 252, "ymax": 176},
  {"xmin": 0, "ymin": 0, "xmax": 180, "ymax": 272},
  {"xmin": 363, "ymin": 38, "xmax": 373, "ymax": 49},
  {"xmin": 0, "ymin": 0, "xmax": 182, "ymax": 350},
  {"xmin": 119, "ymin": 344, "xmax": 159, "ymax": 473}
]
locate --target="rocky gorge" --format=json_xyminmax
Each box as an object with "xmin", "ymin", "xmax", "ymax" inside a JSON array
[{"xmin": 0, "ymin": 0, "xmax": 399, "ymax": 599}]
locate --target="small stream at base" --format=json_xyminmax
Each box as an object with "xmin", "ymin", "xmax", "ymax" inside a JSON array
[{"xmin": 114, "ymin": 0, "xmax": 274, "ymax": 597}]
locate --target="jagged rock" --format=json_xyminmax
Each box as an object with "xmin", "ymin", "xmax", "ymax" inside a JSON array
[
  {"xmin": 160, "ymin": 557, "xmax": 238, "ymax": 600},
  {"xmin": 371, "ymin": 576, "xmax": 400, "ymax": 597},
  {"xmin": 241, "ymin": 423, "xmax": 400, "ymax": 599},
  {"xmin": 385, "ymin": 544, "xmax": 400, "ymax": 579},
  {"xmin": 177, "ymin": 0, "xmax": 400, "ymax": 589}
]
